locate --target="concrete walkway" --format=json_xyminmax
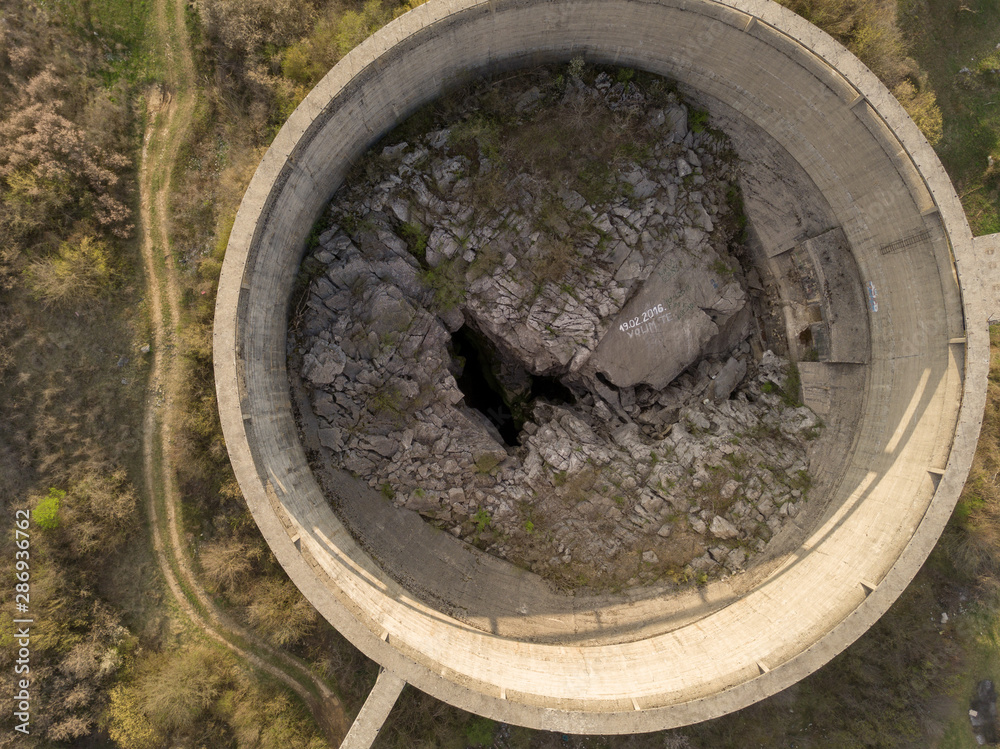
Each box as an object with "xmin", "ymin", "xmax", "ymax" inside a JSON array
[{"xmin": 339, "ymin": 670, "xmax": 406, "ymax": 749}]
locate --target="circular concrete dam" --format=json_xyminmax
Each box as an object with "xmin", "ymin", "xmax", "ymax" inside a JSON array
[{"xmin": 214, "ymin": 0, "xmax": 992, "ymax": 735}]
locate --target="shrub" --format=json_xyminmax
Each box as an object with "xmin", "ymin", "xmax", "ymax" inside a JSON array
[
  {"xmin": 473, "ymin": 508, "xmax": 491, "ymax": 534},
  {"xmin": 199, "ymin": 0, "xmax": 310, "ymax": 58},
  {"xmin": 893, "ymin": 79, "xmax": 943, "ymax": 146},
  {"xmin": 107, "ymin": 683, "xmax": 162, "ymax": 749},
  {"xmin": 398, "ymin": 221, "xmax": 428, "ymax": 262},
  {"xmin": 246, "ymin": 577, "xmax": 318, "ymax": 647},
  {"xmin": 711, "ymin": 259, "xmax": 734, "ymax": 278},
  {"xmin": 34, "ymin": 487, "xmax": 64, "ymax": 529},
  {"xmin": 419, "ymin": 262, "xmax": 466, "ymax": 311},
  {"xmin": 199, "ymin": 538, "xmax": 257, "ymax": 593},
  {"xmin": 464, "ymin": 717, "xmax": 496, "ymax": 746},
  {"xmin": 689, "ymin": 107, "xmax": 710, "ymax": 133},
  {"xmin": 783, "ymin": 361, "xmax": 803, "ymax": 407},
  {"xmin": 281, "ymin": 0, "xmax": 397, "ymax": 88},
  {"xmin": 25, "ymin": 235, "xmax": 116, "ymax": 306},
  {"xmin": 62, "ymin": 469, "xmax": 139, "ymax": 558}
]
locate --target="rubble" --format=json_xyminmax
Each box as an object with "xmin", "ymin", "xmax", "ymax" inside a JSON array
[{"xmin": 290, "ymin": 65, "xmax": 820, "ymax": 591}]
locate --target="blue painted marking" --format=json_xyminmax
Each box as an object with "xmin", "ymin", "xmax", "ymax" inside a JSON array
[{"xmin": 866, "ymin": 281, "xmax": 878, "ymax": 313}]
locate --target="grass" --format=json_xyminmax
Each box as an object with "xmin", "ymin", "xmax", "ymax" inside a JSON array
[
  {"xmin": 710, "ymin": 259, "xmax": 734, "ymax": 278},
  {"xmin": 901, "ymin": 0, "xmax": 1000, "ymax": 234},
  {"xmin": 689, "ymin": 106, "xmax": 710, "ymax": 133},
  {"xmin": 420, "ymin": 260, "xmax": 467, "ymax": 311},
  {"xmin": 472, "ymin": 508, "xmax": 491, "ymax": 536},
  {"xmin": 399, "ymin": 221, "xmax": 428, "ymax": 262},
  {"xmin": 783, "ymin": 361, "xmax": 804, "ymax": 407},
  {"xmin": 51, "ymin": 0, "xmax": 158, "ymax": 85}
]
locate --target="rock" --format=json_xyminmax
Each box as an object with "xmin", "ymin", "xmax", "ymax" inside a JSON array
[
  {"xmin": 633, "ymin": 178, "xmax": 658, "ymax": 199},
  {"xmin": 303, "ymin": 342, "xmax": 347, "ymax": 385},
  {"xmin": 343, "ymin": 452, "xmax": 376, "ymax": 475},
  {"xmin": 681, "ymin": 407, "xmax": 712, "ymax": 432},
  {"xmin": 711, "ymin": 356, "xmax": 746, "ymax": 402},
  {"xmin": 293, "ymin": 67, "xmax": 822, "ymax": 593},
  {"xmin": 515, "ymin": 86, "xmax": 543, "ymax": 112},
  {"xmin": 640, "ymin": 494, "xmax": 665, "ymax": 514},
  {"xmin": 688, "ymin": 553, "xmax": 715, "ymax": 572},
  {"xmin": 757, "ymin": 497, "xmax": 776, "ymax": 520},
  {"xmin": 426, "ymin": 128, "xmax": 450, "ymax": 149},
  {"xmin": 708, "ymin": 546, "xmax": 729, "ymax": 563},
  {"xmin": 971, "ymin": 680, "xmax": 998, "ymax": 745},
  {"xmin": 405, "ymin": 491, "xmax": 440, "ymax": 513},
  {"xmin": 382, "ymin": 142, "xmax": 409, "ymax": 159},
  {"xmin": 665, "ymin": 104, "xmax": 687, "ymax": 141},
  {"xmin": 439, "ymin": 306, "xmax": 464, "ymax": 332},
  {"xmin": 759, "ymin": 349, "xmax": 787, "ymax": 387},
  {"xmin": 426, "ymin": 227, "xmax": 459, "ymax": 266},
  {"xmin": 318, "ymin": 427, "xmax": 341, "ymax": 450},
  {"xmin": 710, "ymin": 515, "xmax": 739, "ymax": 539},
  {"xmin": 584, "ymin": 249, "xmax": 750, "ymax": 389},
  {"xmin": 140, "ymin": 344, "xmax": 151, "ymax": 354},
  {"xmin": 720, "ymin": 479, "xmax": 740, "ymax": 499},
  {"xmin": 365, "ymin": 435, "xmax": 399, "ymax": 458}
]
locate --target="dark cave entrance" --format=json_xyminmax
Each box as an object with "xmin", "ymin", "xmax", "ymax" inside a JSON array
[{"xmin": 451, "ymin": 325, "xmax": 574, "ymax": 446}]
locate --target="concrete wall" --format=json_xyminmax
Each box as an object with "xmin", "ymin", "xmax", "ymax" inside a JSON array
[{"xmin": 214, "ymin": 0, "xmax": 990, "ymax": 733}]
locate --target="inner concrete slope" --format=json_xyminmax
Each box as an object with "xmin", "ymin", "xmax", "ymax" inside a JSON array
[{"xmin": 214, "ymin": 0, "xmax": 990, "ymax": 734}]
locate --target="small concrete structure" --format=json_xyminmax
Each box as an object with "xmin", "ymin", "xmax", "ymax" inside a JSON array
[{"xmin": 213, "ymin": 0, "xmax": 1000, "ymax": 744}]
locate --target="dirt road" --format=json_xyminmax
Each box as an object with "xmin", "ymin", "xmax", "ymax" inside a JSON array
[{"xmin": 137, "ymin": 0, "xmax": 347, "ymax": 743}]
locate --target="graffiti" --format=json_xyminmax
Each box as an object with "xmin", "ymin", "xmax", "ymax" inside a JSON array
[{"xmin": 866, "ymin": 281, "xmax": 879, "ymax": 312}]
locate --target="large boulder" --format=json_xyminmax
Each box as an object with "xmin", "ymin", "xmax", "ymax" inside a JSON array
[{"xmin": 583, "ymin": 246, "xmax": 750, "ymax": 388}]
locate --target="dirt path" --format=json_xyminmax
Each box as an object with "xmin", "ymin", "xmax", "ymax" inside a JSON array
[{"xmin": 138, "ymin": 0, "xmax": 347, "ymax": 743}]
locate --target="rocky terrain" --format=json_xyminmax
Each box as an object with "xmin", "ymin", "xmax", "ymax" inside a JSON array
[{"xmin": 290, "ymin": 65, "xmax": 820, "ymax": 590}]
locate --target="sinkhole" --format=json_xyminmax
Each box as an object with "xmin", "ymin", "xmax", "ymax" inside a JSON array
[{"xmin": 451, "ymin": 325, "xmax": 575, "ymax": 446}]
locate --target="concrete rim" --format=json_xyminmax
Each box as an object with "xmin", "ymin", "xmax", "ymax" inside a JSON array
[{"xmin": 214, "ymin": 0, "xmax": 988, "ymax": 733}]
